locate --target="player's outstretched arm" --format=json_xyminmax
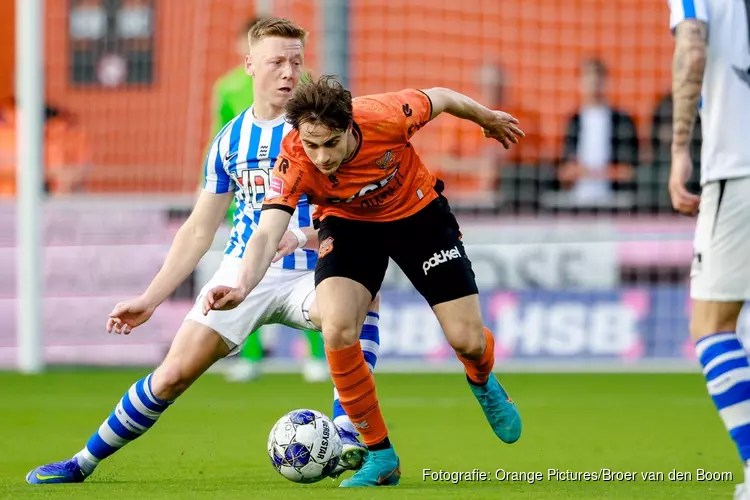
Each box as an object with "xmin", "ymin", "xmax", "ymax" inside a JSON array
[
  {"xmin": 107, "ymin": 190, "xmax": 233, "ymax": 334},
  {"xmin": 202, "ymin": 207, "xmax": 292, "ymax": 313},
  {"xmin": 668, "ymin": 19, "xmax": 706, "ymax": 216},
  {"xmin": 422, "ymin": 87, "xmax": 525, "ymax": 149},
  {"xmin": 144, "ymin": 190, "xmax": 233, "ymax": 306}
]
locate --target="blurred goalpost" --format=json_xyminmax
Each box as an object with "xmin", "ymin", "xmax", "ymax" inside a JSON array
[{"xmin": 15, "ymin": 0, "xmax": 44, "ymax": 374}]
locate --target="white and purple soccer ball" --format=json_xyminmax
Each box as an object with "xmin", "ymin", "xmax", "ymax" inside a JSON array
[{"xmin": 267, "ymin": 409, "xmax": 343, "ymax": 483}]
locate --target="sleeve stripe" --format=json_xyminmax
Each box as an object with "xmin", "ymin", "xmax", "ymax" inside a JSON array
[
  {"xmin": 203, "ymin": 139, "xmax": 220, "ymax": 192},
  {"xmin": 416, "ymin": 89, "xmax": 433, "ymax": 121},
  {"xmin": 214, "ymin": 137, "xmax": 230, "ymax": 193},
  {"xmin": 262, "ymin": 204, "xmax": 296, "ymax": 215},
  {"xmin": 682, "ymin": 0, "xmax": 695, "ymax": 18},
  {"xmin": 669, "ymin": 0, "xmax": 708, "ymax": 29},
  {"xmin": 203, "ymin": 118, "xmax": 237, "ymax": 194}
]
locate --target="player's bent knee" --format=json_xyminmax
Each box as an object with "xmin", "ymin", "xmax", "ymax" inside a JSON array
[
  {"xmin": 151, "ymin": 363, "xmax": 194, "ymax": 401},
  {"xmin": 449, "ymin": 334, "xmax": 485, "ymax": 359},
  {"xmin": 150, "ymin": 322, "xmax": 229, "ymax": 400},
  {"xmin": 150, "ymin": 322, "xmax": 230, "ymax": 401},
  {"xmin": 321, "ymin": 320, "xmax": 361, "ymax": 350},
  {"xmin": 433, "ymin": 295, "xmax": 485, "ymax": 357},
  {"xmin": 443, "ymin": 321, "xmax": 485, "ymax": 359}
]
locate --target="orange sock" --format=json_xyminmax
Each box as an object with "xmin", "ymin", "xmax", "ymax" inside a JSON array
[
  {"xmin": 457, "ymin": 328, "xmax": 495, "ymax": 384},
  {"xmin": 326, "ymin": 343, "xmax": 389, "ymax": 447}
]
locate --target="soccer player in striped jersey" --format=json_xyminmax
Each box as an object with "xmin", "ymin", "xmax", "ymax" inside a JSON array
[
  {"xmin": 209, "ymin": 16, "xmax": 328, "ymax": 384},
  {"xmin": 668, "ymin": 1, "xmax": 750, "ymax": 497},
  {"xmin": 26, "ymin": 17, "xmax": 376, "ymax": 485}
]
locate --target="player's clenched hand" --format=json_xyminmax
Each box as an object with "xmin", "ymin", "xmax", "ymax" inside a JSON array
[
  {"xmin": 106, "ymin": 296, "xmax": 156, "ymax": 335},
  {"xmin": 202, "ymin": 285, "xmax": 247, "ymax": 315},
  {"xmin": 272, "ymin": 230, "xmax": 301, "ymax": 263},
  {"xmin": 669, "ymin": 149, "xmax": 700, "ymax": 216},
  {"xmin": 481, "ymin": 111, "xmax": 525, "ymax": 149}
]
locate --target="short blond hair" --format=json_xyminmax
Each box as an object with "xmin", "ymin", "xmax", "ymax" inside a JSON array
[{"xmin": 248, "ymin": 17, "xmax": 308, "ymax": 47}]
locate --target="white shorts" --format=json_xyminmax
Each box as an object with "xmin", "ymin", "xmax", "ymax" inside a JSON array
[
  {"xmin": 691, "ymin": 176, "xmax": 750, "ymax": 301},
  {"xmin": 185, "ymin": 255, "xmax": 317, "ymax": 353}
]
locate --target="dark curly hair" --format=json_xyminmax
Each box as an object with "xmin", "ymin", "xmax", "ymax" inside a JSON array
[{"xmin": 285, "ymin": 75, "xmax": 353, "ymax": 132}]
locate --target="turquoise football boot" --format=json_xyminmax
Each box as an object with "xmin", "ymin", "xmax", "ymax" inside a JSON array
[
  {"xmin": 469, "ymin": 373, "xmax": 522, "ymax": 443},
  {"xmin": 339, "ymin": 446, "xmax": 401, "ymax": 487}
]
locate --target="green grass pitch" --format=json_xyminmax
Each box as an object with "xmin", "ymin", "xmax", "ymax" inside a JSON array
[{"xmin": 0, "ymin": 370, "xmax": 742, "ymax": 499}]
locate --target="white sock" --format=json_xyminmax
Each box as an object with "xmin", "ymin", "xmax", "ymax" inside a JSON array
[{"xmin": 334, "ymin": 415, "xmax": 357, "ymax": 435}]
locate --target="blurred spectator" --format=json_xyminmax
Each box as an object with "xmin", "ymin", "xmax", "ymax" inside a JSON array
[
  {"xmin": 210, "ymin": 17, "xmax": 260, "ymax": 137},
  {"xmin": 554, "ymin": 59, "xmax": 639, "ymax": 209},
  {"xmin": 639, "ymin": 92, "xmax": 702, "ymax": 212},
  {"xmin": 205, "ymin": 17, "xmax": 261, "ymax": 220},
  {"xmin": 0, "ymin": 97, "xmax": 92, "ymax": 197},
  {"xmin": 426, "ymin": 63, "xmax": 545, "ymax": 211}
]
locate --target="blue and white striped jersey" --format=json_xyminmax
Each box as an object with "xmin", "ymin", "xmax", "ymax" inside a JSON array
[{"xmin": 203, "ymin": 107, "xmax": 316, "ymax": 270}]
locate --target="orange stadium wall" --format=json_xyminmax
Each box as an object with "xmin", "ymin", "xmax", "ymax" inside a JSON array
[
  {"xmin": 35, "ymin": 0, "xmax": 673, "ymax": 193},
  {"xmin": 351, "ymin": 1, "xmax": 676, "ymax": 165},
  {"xmin": 42, "ymin": 0, "xmax": 318, "ymax": 193},
  {"xmin": 0, "ymin": 1, "xmax": 14, "ymax": 101}
]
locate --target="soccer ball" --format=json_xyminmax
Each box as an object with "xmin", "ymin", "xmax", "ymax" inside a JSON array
[{"xmin": 267, "ymin": 409, "xmax": 343, "ymax": 483}]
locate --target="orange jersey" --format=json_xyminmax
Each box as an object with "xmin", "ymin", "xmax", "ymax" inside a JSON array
[{"xmin": 264, "ymin": 89, "xmax": 438, "ymax": 223}]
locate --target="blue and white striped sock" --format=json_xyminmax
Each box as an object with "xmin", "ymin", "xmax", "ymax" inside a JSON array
[
  {"xmin": 73, "ymin": 373, "xmax": 171, "ymax": 474},
  {"xmin": 696, "ymin": 332, "xmax": 750, "ymax": 462},
  {"xmin": 333, "ymin": 311, "xmax": 380, "ymax": 435}
]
